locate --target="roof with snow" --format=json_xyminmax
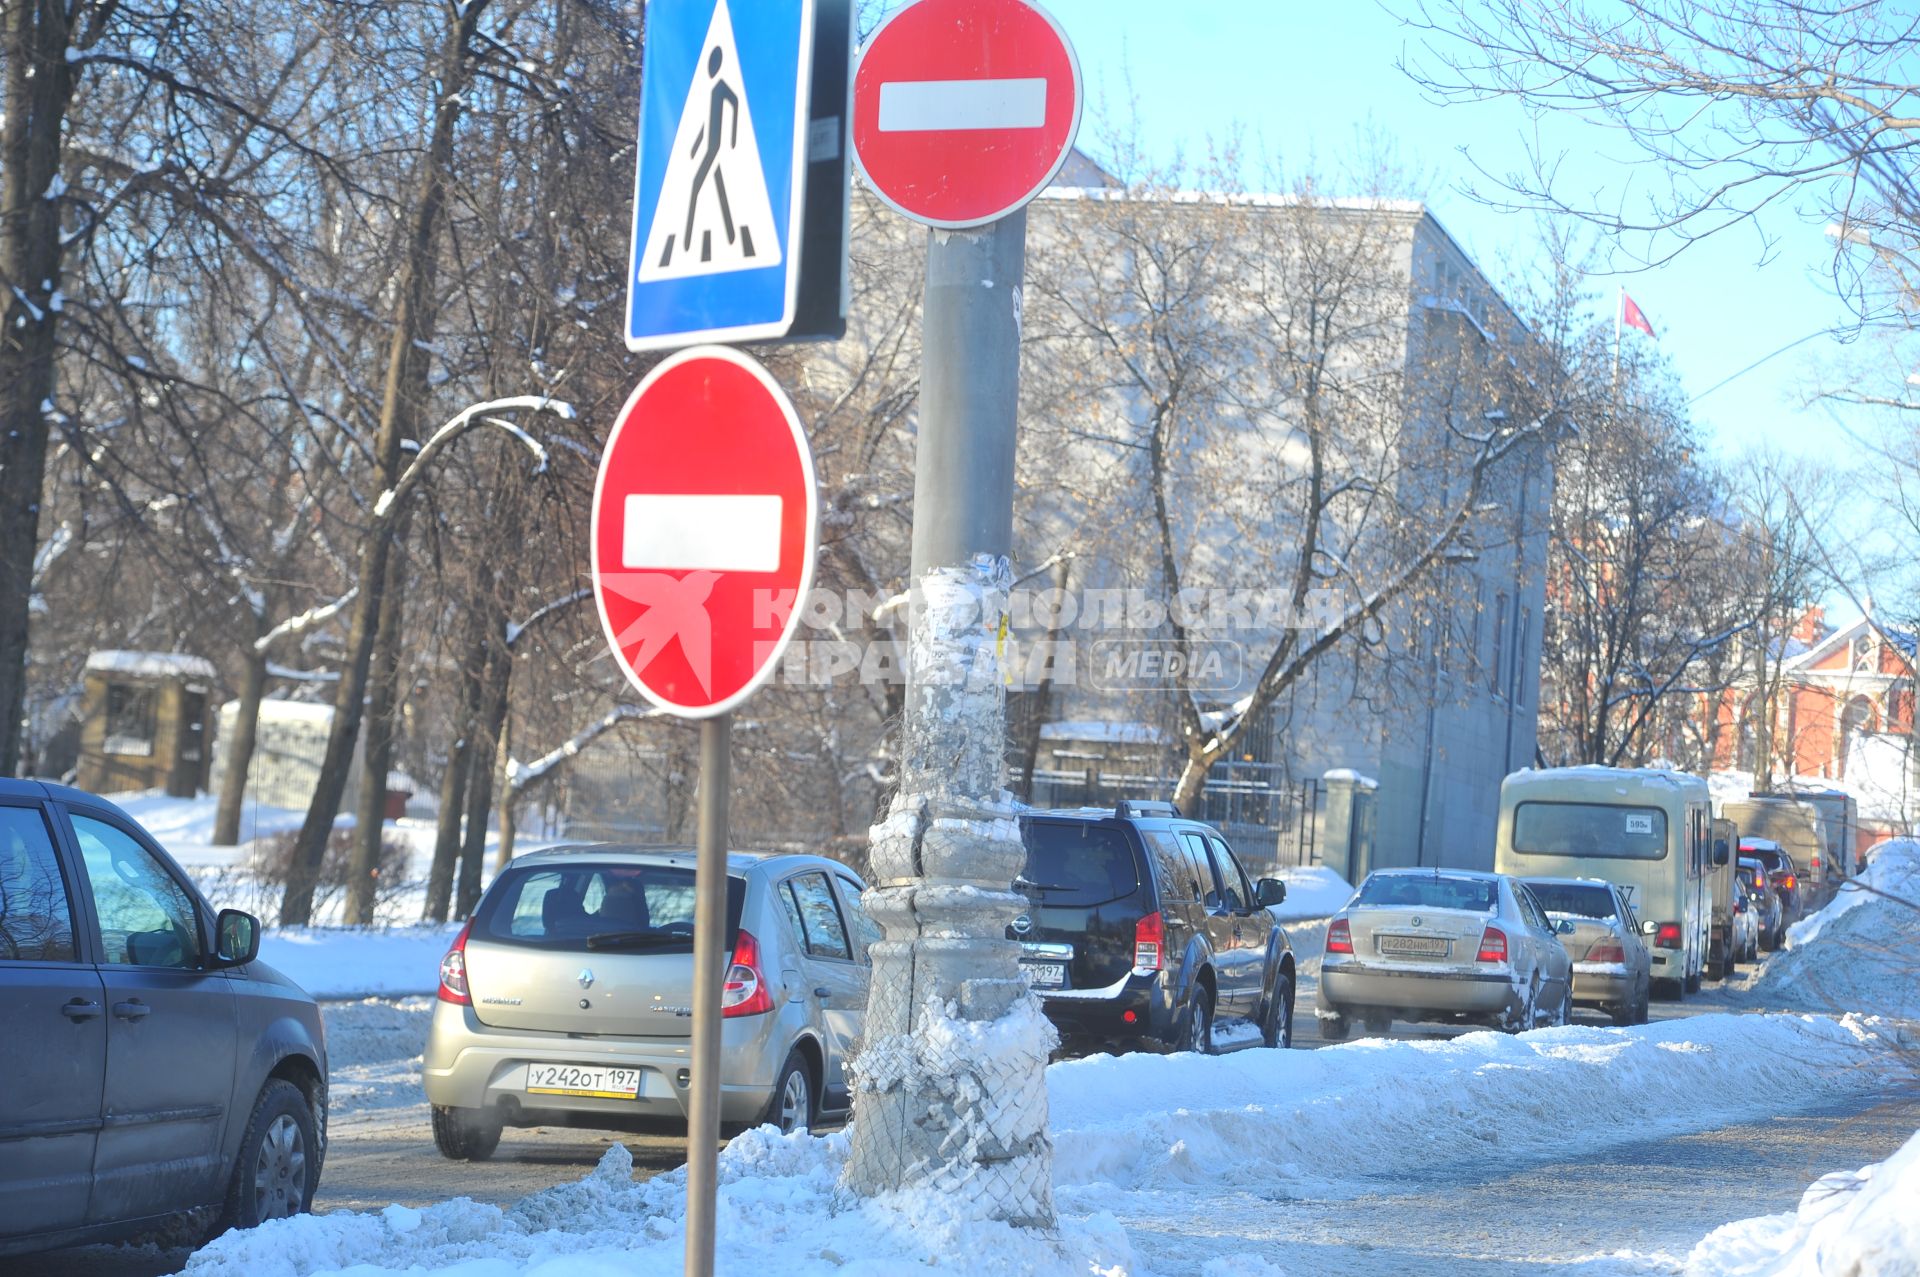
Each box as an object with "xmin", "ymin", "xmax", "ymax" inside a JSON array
[
  {"xmin": 84, "ymin": 650, "xmax": 217, "ymax": 681},
  {"xmin": 1039, "ymin": 720, "xmax": 1167, "ymax": 746}
]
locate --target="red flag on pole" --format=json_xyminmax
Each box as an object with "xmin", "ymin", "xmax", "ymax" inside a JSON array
[{"xmin": 1622, "ymin": 292, "xmax": 1656, "ymax": 337}]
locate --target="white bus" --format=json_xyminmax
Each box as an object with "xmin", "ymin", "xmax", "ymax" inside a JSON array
[{"xmin": 1495, "ymin": 766, "xmax": 1716, "ymax": 998}]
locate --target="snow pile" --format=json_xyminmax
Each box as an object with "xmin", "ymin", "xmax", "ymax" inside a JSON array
[
  {"xmin": 259, "ymin": 925, "xmax": 460, "ymax": 998},
  {"xmin": 1683, "ymin": 1127, "xmax": 1920, "ymax": 1277},
  {"xmin": 1751, "ymin": 841, "xmax": 1920, "ymax": 1019},
  {"xmin": 1048, "ymin": 1014, "xmax": 1893, "ymax": 1201},
  {"xmin": 1264, "ymin": 864, "xmax": 1353, "ymax": 922},
  {"xmin": 186, "ymin": 1131, "xmax": 1138, "ymax": 1277}
]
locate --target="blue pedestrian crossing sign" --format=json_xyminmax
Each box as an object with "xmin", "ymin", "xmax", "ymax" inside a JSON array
[{"xmin": 626, "ymin": 0, "xmax": 849, "ymax": 352}]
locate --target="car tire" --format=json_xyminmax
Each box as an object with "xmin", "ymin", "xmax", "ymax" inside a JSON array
[
  {"xmin": 1685, "ymin": 964, "xmax": 1702, "ymax": 995},
  {"xmin": 1261, "ymin": 977, "xmax": 1295, "ymax": 1049},
  {"xmin": 1610, "ymin": 1000, "xmax": 1633, "ymax": 1027},
  {"xmin": 1179, "ymin": 986, "xmax": 1217, "ymax": 1055},
  {"xmin": 431, "ymin": 1104, "xmax": 503, "ymax": 1161},
  {"xmin": 1634, "ymin": 983, "xmax": 1652, "ymax": 1023},
  {"xmin": 1318, "ymin": 1012, "xmax": 1350, "ymax": 1042},
  {"xmin": 760, "ymin": 1048, "xmax": 817, "ymax": 1135},
  {"xmin": 218, "ymin": 1079, "xmax": 319, "ymax": 1233},
  {"xmin": 1557, "ymin": 985, "xmax": 1574, "ymax": 1027},
  {"xmin": 1364, "ymin": 1012, "xmax": 1392, "ymax": 1036}
]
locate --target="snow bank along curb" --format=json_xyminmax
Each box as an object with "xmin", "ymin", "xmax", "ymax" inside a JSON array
[
  {"xmin": 1679, "ymin": 1126, "xmax": 1920, "ymax": 1277},
  {"xmin": 186, "ymin": 1011, "xmax": 1904, "ymax": 1276},
  {"xmin": 1755, "ymin": 839, "xmax": 1920, "ymax": 1020},
  {"xmin": 1047, "ymin": 1012, "xmax": 1901, "ymax": 1202},
  {"xmin": 260, "ymin": 925, "xmax": 461, "ymax": 999}
]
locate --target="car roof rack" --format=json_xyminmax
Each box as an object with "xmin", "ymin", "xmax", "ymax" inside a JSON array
[{"xmin": 1115, "ymin": 799, "xmax": 1181, "ymax": 819}]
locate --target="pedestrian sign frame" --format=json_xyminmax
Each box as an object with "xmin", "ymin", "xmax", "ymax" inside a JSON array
[{"xmin": 624, "ymin": 0, "xmax": 850, "ymax": 352}]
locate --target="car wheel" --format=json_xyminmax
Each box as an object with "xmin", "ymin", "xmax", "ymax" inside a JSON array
[
  {"xmin": 218, "ymin": 1079, "xmax": 318, "ymax": 1233},
  {"xmin": 1261, "ymin": 977, "xmax": 1295, "ymax": 1049},
  {"xmin": 1180, "ymin": 986, "xmax": 1217, "ymax": 1055},
  {"xmin": 431, "ymin": 1104, "xmax": 503, "ymax": 1161},
  {"xmin": 1610, "ymin": 1000, "xmax": 1634, "ymax": 1027},
  {"xmin": 1634, "ymin": 982, "xmax": 1652, "ymax": 1024},
  {"xmin": 1318, "ymin": 1012, "xmax": 1350, "ymax": 1042},
  {"xmin": 1557, "ymin": 984, "xmax": 1574, "ymax": 1027},
  {"xmin": 1363, "ymin": 1012, "xmax": 1392, "ymax": 1036},
  {"xmin": 1685, "ymin": 964, "xmax": 1702, "ymax": 995},
  {"xmin": 761, "ymin": 1049, "xmax": 817, "ymax": 1135}
]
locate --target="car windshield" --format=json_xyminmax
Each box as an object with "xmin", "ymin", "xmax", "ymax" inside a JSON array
[
  {"xmin": 1355, "ymin": 874, "xmax": 1497, "ymax": 913},
  {"xmin": 1523, "ymin": 881, "xmax": 1616, "ymax": 920},
  {"xmin": 475, "ymin": 863, "xmax": 745, "ymax": 953},
  {"xmin": 1018, "ymin": 820, "xmax": 1142, "ymax": 906}
]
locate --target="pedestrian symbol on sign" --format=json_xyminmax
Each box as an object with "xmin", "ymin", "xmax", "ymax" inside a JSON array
[{"xmin": 637, "ymin": 0, "xmax": 783, "ymax": 283}]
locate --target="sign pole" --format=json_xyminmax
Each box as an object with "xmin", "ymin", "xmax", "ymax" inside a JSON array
[{"xmin": 684, "ymin": 710, "xmax": 731, "ymax": 1277}]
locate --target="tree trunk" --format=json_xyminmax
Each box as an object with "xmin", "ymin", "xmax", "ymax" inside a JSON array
[
  {"xmin": 457, "ymin": 651, "xmax": 510, "ymax": 918},
  {"xmin": 0, "ymin": 0, "xmax": 79, "ymax": 775},
  {"xmin": 344, "ymin": 534, "xmax": 408, "ymax": 924},
  {"xmin": 422, "ymin": 731, "xmax": 470, "ymax": 923},
  {"xmin": 1173, "ymin": 750, "xmax": 1211, "ymax": 817},
  {"xmin": 279, "ymin": 4, "xmax": 484, "ymax": 926},
  {"xmin": 492, "ymin": 712, "xmax": 515, "ymax": 872},
  {"xmin": 212, "ymin": 651, "xmax": 269, "ymax": 845}
]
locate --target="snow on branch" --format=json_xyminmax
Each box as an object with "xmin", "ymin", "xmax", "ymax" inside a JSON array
[
  {"xmin": 372, "ymin": 395, "xmax": 574, "ymax": 523},
  {"xmin": 505, "ymin": 587, "xmax": 591, "ymax": 647},
  {"xmin": 508, "ymin": 703, "xmax": 666, "ymax": 797},
  {"xmin": 256, "ymin": 588, "xmax": 360, "ymax": 654}
]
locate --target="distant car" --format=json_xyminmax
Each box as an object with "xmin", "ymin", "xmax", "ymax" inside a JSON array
[
  {"xmin": 1737, "ymin": 857, "xmax": 1785, "ymax": 951},
  {"xmin": 1730, "ymin": 885, "xmax": 1761, "ymax": 965},
  {"xmin": 1010, "ymin": 800, "xmax": 1297, "ymax": 1056},
  {"xmin": 1318, "ymin": 868, "xmax": 1573, "ymax": 1038},
  {"xmin": 1, "ymin": 779, "xmax": 327, "ymax": 1258},
  {"xmin": 424, "ymin": 847, "xmax": 878, "ymax": 1157},
  {"xmin": 1742, "ymin": 842, "xmax": 1800, "ymax": 942},
  {"xmin": 1521, "ymin": 877, "xmax": 1651, "ymax": 1026}
]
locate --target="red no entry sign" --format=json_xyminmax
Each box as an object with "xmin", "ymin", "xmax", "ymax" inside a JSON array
[
  {"xmin": 852, "ymin": 0, "xmax": 1081, "ymax": 229},
  {"xmin": 591, "ymin": 347, "xmax": 817, "ymax": 717}
]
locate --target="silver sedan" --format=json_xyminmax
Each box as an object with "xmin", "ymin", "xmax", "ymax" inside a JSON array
[
  {"xmin": 1317, "ymin": 868, "xmax": 1573, "ymax": 1039},
  {"xmin": 1520, "ymin": 876, "xmax": 1651, "ymax": 1026}
]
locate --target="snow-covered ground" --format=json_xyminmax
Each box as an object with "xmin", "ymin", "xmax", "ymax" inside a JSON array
[
  {"xmin": 183, "ymin": 1007, "xmax": 1906, "ymax": 1277},
  {"xmin": 1264, "ymin": 864, "xmax": 1353, "ymax": 922}
]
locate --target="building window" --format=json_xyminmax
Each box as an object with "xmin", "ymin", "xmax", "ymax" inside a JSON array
[
  {"xmin": 1490, "ymin": 592, "xmax": 1509, "ymax": 696},
  {"xmin": 1513, "ymin": 607, "xmax": 1531, "ymax": 706},
  {"xmin": 1853, "ymin": 634, "xmax": 1874, "ymax": 672},
  {"xmin": 103, "ymin": 684, "xmax": 156, "ymax": 757}
]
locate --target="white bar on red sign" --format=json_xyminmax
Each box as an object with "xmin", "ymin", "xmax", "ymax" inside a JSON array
[
  {"xmin": 877, "ymin": 77, "xmax": 1048, "ymax": 132},
  {"xmin": 622, "ymin": 494, "xmax": 784, "ymax": 572}
]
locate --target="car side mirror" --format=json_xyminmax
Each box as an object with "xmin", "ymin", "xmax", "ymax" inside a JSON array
[
  {"xmin": 1554, "ymin": 918, "xmax": 1576, "ymax": 935},
  {"xmin": 1713, "ymin": 842, "xmax": 1730, "ymax": 867},
  {"xmin": 1640, "ymin": 919, "xmax": 1659, "ymax": 936},
  {"xmin": 212, "ymin": 909, "xmax": 260, "ymax": 967},
  {"xmin": 1255, "ymin": 878, "xmax": 1287, "ymax": 908},
  {"xmin": 1734, "ymin": 898, "xmax": 1747, "ymax": 914}
]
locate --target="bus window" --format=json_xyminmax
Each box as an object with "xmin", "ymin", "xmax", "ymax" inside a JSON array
[{"xmin": 1511, "ymin": 802, "xmax": 1668, "ymax": 860}]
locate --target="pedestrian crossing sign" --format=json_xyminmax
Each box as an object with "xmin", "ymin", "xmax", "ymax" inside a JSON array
[{"xmin": 626, "ymin": 0, "xmax": 847, "ymax": 352}]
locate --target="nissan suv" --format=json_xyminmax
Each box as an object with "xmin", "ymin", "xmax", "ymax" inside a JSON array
[
  {"xmin": 1010, "ymin": 801, "xmax": 1296, "ymax": 1055},
  {"xmin": 0, "ymin": 779, "xmax": 327, "ymax": 1258},
  {"xmin": 423, "ymin": 846, "xmax": 878, "ymax": 1157}
]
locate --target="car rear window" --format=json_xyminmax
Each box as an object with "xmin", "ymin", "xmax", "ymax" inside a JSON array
[
  {"xmin": 1523, "ymin": 881, "xmax": 1616, "ymax": 920},
  {"xmin": 475, "ymin": 863, "xmax": 744, "ymax": 953},
  {"xmin": 1018, "ymin": 820, "xmax": 1143, "ymax": 906},
  {"xmin": 1355, "ymin": 874, "xmax": 1497, "ymax": 912}
]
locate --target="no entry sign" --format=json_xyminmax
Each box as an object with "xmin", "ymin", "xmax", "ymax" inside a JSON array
[
  {"xmin": 591, "ymin": 347, "xmax": 818, "ymax": 717},
  {"xmin": 852, "ymin": 0, "xmax": 1081, "ymax": 229}
]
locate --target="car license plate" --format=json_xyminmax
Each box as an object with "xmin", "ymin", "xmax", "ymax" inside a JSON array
[
  {"xmin": 526, "ymin": 1063, "xmax": 641, "ymax": 1099},
  {"xmin": 1021, "ymin": 960, "xmax": 1067, "ymax": 988},
  {"xmin": 1378, "ymin": 935, "xmax": 1449, "ymax": 957}
]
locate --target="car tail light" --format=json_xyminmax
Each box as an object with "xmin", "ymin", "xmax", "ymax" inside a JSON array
[
  {"xmin": 1783, "ymin": 874, "xmax": 1797, "ymax": 891},
  {"xmin": 722, "ymin": 929, "xmax": 775, "ymax": 1017},
  {"xmin": 1325, "ymin": 917, "xmax": 1353, "ymax": 955},
  {"xmin": 437, "ymin": 920, "xmax": 473, "ymax": 1005},
  {"xmin": 1475, "ymin": 926, "xmax": 1508, "ymax": 963},
  {"xmin": 1134, "ymin": 912, "xmax": 1165, "ymax": 971},
  {"xmin": 1654, "ymin": 921, "xmax": 1683, "ymax": 949},
  {"xmin": 1586, "ymin": 940, "xmax": 1625, "ymax": 963}
]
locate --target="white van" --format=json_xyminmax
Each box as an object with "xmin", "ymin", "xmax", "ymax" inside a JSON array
[{"xmin": 1495, "ymin": 766, "xmax": 1716, "ymax": 997}]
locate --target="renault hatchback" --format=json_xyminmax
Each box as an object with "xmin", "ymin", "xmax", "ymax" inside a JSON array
[{"xmin": 423, "ymin": 846, "xmax": 876, "ymax": 1158}]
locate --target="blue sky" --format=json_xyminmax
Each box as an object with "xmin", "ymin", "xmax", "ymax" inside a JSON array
[{"xmin": 1037, "ymin": 0, "xmax": 1905, "ymax": 479}]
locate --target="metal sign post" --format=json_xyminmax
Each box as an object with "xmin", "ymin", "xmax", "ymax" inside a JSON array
[{"xmin": 684, "ymin": 711, "xmax": 732, "ymax": 1276}]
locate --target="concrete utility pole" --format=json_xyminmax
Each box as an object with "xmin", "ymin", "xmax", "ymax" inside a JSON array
[{"xmin": 844, "ymin": 211, "xmax": 1055, "ymax": 1224}]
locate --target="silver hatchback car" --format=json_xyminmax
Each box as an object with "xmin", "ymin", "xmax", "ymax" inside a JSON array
[
  {"xmin": 423, "ymin": 846, "xmax": 876, "ymax": 1158},
  {"xmin": 1317, "ymin": 867, "xmax": 1573, "ymax": 1038}
]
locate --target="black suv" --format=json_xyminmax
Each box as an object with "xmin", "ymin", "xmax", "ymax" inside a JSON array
[{"xmin": 1011, "ymin": 800, "xmax": 1296, "ymax": 1055}]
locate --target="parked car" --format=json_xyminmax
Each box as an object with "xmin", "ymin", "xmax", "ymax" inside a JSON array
[
  {"xmin": 0, "ymin": 779, "xmax": 327, "ymax": 1258},
  {"xmin": 1318, "ymin": 868, "xmax": 1573, "ymax": 1038},
  {"xmin": 1741, "ymin": 840, "xmax": 1801, "ymax": 942},
  {"xmin": 1520, "ymin": 876, "xmax": 1651, "ymax": 1026},
  {"xmin": 1730, "ymin": 887, "xmax": 1761, "ymax": 965},
  {"xmin": 1737, "ymin": 856, "xmax": 1785, "ymax": 950},
  {"xmin": 1010, "ymin": 800, "xmax": 1297, "ymax": 1056},
  {"xmin": 424, "ymin": 846, "xmax": 876, "ymax": 1157}
]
